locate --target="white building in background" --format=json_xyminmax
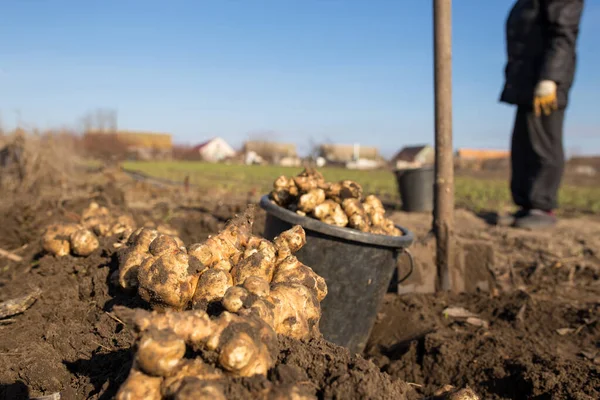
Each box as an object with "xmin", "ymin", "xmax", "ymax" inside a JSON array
[{"xmin": 191, "ymin": 137, "xmax": 236, "ymax": 162}]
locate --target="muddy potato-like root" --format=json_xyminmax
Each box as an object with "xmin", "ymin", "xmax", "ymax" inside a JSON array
[
  {"xmin": 41, "ymin": 223, "xmax": 82, "ymax": 257},
  {"xmin": 192, "ymin": 269, "xmax": 233, "ymax": 310},
  {"xmin": 136, "ymin": 328, "xmax": 186, "ymax": 377},
  {"xmin": 271, "ymin": 175, "xmax": 299, "ymax": 207},
  {"xmin": 117, "ymin": 228, "xmax": 160, "ymax": 290},
  {"xmin": 221, "ymin": 286, "xmax": 249, "ymax": 313},
  {"xmin": 326, "ymin": 180, "xmax": 363, "ymax": 203},
  {"xmin": 297, "ymin": 188, "xmax": 326, "ymax": 214},
  {"xmin": 118, "ymin": 247, "xmax": 151, "ymax": 290},
  {"xmin": 138, "ymin": 250, "xmax": 199, "ymax": 310},
  {"xmin": 221, "ymin": 278, "xmax": 276, "ymax": 328},
  {"xmin": 115, "ymin": 367, "xmax": 163, "ymax": 400},
  {"xmin": 162, "ymin": 359, "xmax": 223, "ymax": 398},
  {"xmin": 81, "ymin": 202, "xmax": 111, "ymax": 232},
  {"xmin": 215, "ymin": 314, "xmax": 277, "ymax": 376},
  {"xmin": 313, "ymin": 200, "xmax": 348, "ymax": 227},
  {"xmin": 342, "ymin": 198, "xmax": 370, "ymax": 232},
  {"xmin": 273, "ymin": 225, "xmax": 306, "ymax": 262},
  {"xmin": 127, "ymin": 227, "xmax": 160, "ymax": 248},
  {"xmin": 293, "ymin": 168, "xmax": 326, "ymax": 193},
  {"xmin": 188, "ymin": 208, "xmax": 254, "ymax": 268},
  {"xmin": 272, "ymin": 256, "xmax": 327, "ymax": 301},
  {"xmin": 243, "ymin": 276, "xmax": 271, "ymax": 297},
  {"xmin": 115, "ymin": 307, "xmax": 215, "ymax": 348},
  {"xmin": 173, "ymin": 377, "xmax": 227, "ymax": 400},
  {"xmin": 231, "ymin": 243, "xmax": 277, "ymax": 285},
  {"xmin": 268, "ymin": 283, "xmax": 321, "ymax": 340},
  {"xmin": 69, "ymin": 228, "xmax": 99, "ymax": 256},
  {"xmin": 149, "ymin": 234, "xmax": 182, "ymax": 257},
  {"xmin": 108, "ymin": 214, "xmax": 136, "ymax": 237}
]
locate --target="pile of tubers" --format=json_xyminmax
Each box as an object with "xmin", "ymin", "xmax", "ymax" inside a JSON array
[
  {"xmin": 41, "ymin": 202, "xmax": 136, "ymax": 257},
  {"xmin": 116, "ymin": 208, "xmax": 326, "ymax": 340},
  {"xmin": 113, "ymin": 208, "xmax": 326, "ymax": 399},
  {"xmin": 270, "ymin": 168, "xmax": 402, "ymax": 236},
  {"xmin": 114, "ymin": 307, "xmax": 317, "ymax": 400}
]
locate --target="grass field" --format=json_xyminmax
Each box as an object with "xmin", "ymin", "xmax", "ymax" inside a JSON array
[{"xmin": 122, "ymin": 161, "xmax": 600, "ymax": 215}]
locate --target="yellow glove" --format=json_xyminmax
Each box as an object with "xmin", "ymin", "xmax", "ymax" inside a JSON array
[{"xmin": 533, "ymin": 80, "xmax": 558, "ymax": 116}]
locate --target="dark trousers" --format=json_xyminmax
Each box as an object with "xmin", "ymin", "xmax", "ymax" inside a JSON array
[{"xmin": 510, "ymin": 106, "xmax": 565, "ymax": 211}]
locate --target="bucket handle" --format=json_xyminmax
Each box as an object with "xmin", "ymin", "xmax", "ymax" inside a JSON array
[{"xmin": 396, "ymin": 248, "xmax": 415, "ymax": 284}]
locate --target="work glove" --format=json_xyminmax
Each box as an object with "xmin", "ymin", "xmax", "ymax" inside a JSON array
[{"xmin": 533, "ymin": 80, "xmax": 558, "ymax": 117}]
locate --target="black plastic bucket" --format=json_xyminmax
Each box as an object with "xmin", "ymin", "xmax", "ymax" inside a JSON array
[
  {"xmin": 259, "ymin": 195, "xmax": 414, "ymax": 354},
  {"xmin": 395, "ymin": 166, "xmax": 434, "ymax": 212}
]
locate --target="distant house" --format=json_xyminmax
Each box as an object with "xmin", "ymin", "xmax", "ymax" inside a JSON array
[
  {"xmin": 191, "ymin": 137, "xmax": 235, "ymax": 163},
  {"xmin": 242, "ymin": 141, "xmax": 299, "ymax": 165},
  {"xmin": 455, "ymin": 148, "xmax": 510, "ymax": 171},
  {"xmin": 391, "ymin": 144, "xmax": 434, "ymax": 169},
  {"xmin": 318, "ymin": 144, "xmax": 381, "ymax": 169},
  {"xmin": 455, "ymin": 148, "xmax": 510, "ymax": 161}
]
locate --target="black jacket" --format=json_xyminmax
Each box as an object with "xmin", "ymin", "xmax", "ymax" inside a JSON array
[{"xmin": 500, "ymin": 0, "xmax": 584, "ymax": 108}]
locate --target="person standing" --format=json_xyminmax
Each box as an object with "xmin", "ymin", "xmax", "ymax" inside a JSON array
[{"xmin": 499, "ymin": 0, "xmax": 584, "ymax": 228}]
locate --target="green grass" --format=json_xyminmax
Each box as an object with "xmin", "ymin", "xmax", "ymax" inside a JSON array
[{"xmin": 122, "ymin": 161, "xmax": 600, "ymax": 215}]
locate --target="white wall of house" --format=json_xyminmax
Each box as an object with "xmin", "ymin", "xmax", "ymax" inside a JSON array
[{"xmin": 198, "ymin": 138, "xmax": 235, "ymax": 162}]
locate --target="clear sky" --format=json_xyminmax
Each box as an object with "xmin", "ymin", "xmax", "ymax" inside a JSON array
[{"xmin": 1, "ymin": 0, "xmax": 598, "ymax": 157}]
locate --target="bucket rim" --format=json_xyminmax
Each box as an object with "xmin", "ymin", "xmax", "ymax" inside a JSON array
[{"xmin": 259, "ymin": 195, "xmax": 414, "ymax": 248}]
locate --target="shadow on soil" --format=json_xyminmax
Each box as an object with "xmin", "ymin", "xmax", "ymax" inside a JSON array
[
  {"xmin": 0, "ymin": 381, "xmax": 29, "ymax": 400},
  {"xmin": 65, "ymin": 349, "xmax": 133, "ymax": 400}
]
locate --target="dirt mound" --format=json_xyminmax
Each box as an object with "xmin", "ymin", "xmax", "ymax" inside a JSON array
[{"xmin": 367, "ymin": 293, "xmax": 600, "ymax": 400}]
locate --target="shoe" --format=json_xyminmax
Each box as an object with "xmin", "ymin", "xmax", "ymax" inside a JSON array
[
  {"xmin": 513, "ymin": 209, "xmax": 557, "ymax": 229},
  {"xmin": 496, "ymin": 208, "xmax": 529, "ymax": 226}
]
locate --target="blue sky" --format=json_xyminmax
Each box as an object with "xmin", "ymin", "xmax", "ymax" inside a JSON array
[{"xmin": 1, "ymin": 0, "xmax": 598, "ymax": 156}]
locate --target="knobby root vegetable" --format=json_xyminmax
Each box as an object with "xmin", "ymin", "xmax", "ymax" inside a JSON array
[
  {"xmin": 162, "ymin": 360, "xmax": 223, "ymax": 398},
  {"xmin": 268, "ymin": 283, "xmax": 321, "ymax": 339},
  {"xmin": 136, "ymin": 328, "xmax": 186, "ymax": 377},
  {"xmin": 170, "ymin": 378, "xmax": 226, "ymax": 400},
  {"xmin": 272, "ymin": 256, "xmax": 327, "ymax": 301},
  {"xmin": 115, "ymin": 366, "xmax": 163, "ymax": 400},
  {"xmin": 137, "ymin": 249, "xmax": 198, "ymax": 310},
  {"xmin": 270, "ymin": 168, "xmax": 403, "ymax": 236},
  {"xmin": 192, "ymin": 269, "xmax": 233, "ymax": 310},
  {"xmin": 42, "ymin": 223, "xmax": 98, "ymax": 257},
  {"xmin": 81, "ymin": 202, "xmax": 136, "ymax": 239},
  {"xmin": 70, "ymin": 228, "xmax": 100, "ymax": 256},
  {"xmin": 114, "ymin": 306, "xmax": 278, "ymax": 399},
  {"xmin": 312, "ymin": 200, "xmax": 348, "ymax": 227},
  {"xmin": 326, "ymin": 180, "xmax": 363, "ymax": 203}
]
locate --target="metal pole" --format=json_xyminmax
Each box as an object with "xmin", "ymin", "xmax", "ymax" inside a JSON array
[{"xmin": 433, "ymin": 0, "xmax": 454, "ymax": 291}]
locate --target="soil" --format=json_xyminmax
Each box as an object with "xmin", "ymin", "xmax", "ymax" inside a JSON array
[
  {"xmin": 367, "ymin": 210, "xmax": 600, "ymax": 400},
  {"xmin": 1, "ymin": 172, "xmax": 599, "ymax": 400}
]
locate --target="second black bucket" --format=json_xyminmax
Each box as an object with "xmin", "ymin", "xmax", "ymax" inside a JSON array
[
  {"xmin": 260, "ymin": 195, "xmax": 414, "ymax": 354},
  {"xmin": 395, "ymin": 166, "xmax": 435, "ymax": 212}
]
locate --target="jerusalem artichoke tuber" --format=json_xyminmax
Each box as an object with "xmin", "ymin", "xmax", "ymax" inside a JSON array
[
  {"xmin": 192, "ymin": 269, "xmax": 233, "ymax": 310},
  {"xmin": 69, "ymin": 228, "xmax": 100, "ymax": 256},
  {"xmin": 136, "ymin": 328, "xmax": 186, "ymax": 377},
  {"xmin": 272, "ymin": 256, "xmax": 327, "ymax": 302},
  {"xmin": 115, "ymin": 366, "xmax": 163, "ymax": 400}
]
